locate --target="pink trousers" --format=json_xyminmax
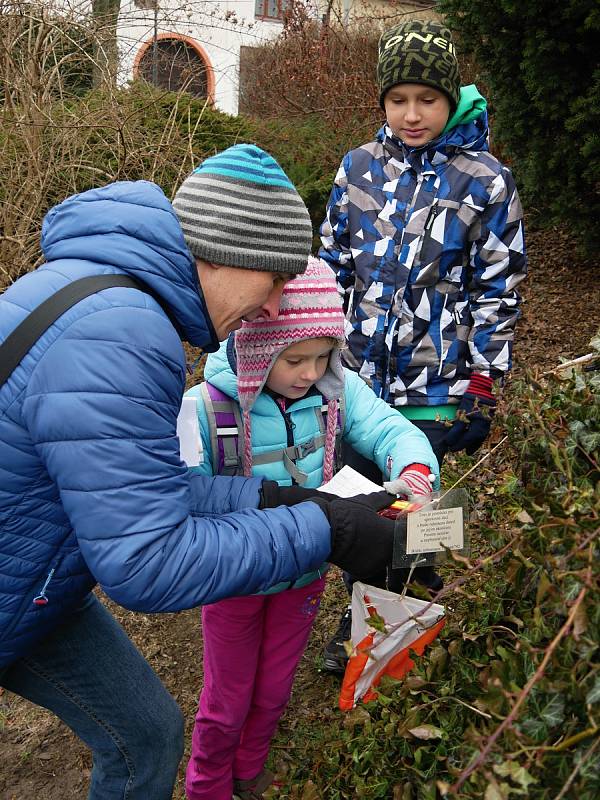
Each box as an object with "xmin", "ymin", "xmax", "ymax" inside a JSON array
[{"xmin": 185, "ymin": 576, "xmax": 326, "ymax": 800}]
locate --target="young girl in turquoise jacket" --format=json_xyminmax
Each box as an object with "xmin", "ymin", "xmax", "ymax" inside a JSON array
[{"xmin": 183, "ymin": 257, "xmax": 439, "ymax": 800}]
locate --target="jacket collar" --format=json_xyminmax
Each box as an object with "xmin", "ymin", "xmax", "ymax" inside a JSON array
[{"xmin": 377, "ymin": 106, "xmax": 489, "ymax": 171}]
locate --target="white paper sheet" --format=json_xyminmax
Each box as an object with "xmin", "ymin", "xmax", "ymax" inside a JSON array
[
  {"xmin": 406, "ymin": 506, "xmax": 464, "ymax": 554},
  {"xmin": 318, "ymin": 465, "xmax": 383, "ymax": 497}
]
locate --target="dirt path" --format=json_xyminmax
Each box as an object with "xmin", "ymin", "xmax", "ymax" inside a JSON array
[{"xmin": 1, "ymin": 221, "xmax": 599, "ymax": 800}]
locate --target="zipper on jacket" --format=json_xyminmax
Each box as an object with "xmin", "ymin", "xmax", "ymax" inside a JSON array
[
  {"xmin": 272, "ymin": 398, "xmax": 298, "ymax": 483},
  {"xmin": 382, "ymin": 313, "xmax": 399, "ymax": 400},
  {"xmin": 279, "ymin": 406, "xmax": 296, "ymax": 447},
  {"xmin": 404, "ymin": 174, "xmax": 424, "ymax": 226},
  {"xmin": 1, "ymin": 552, "xmax": 68, "ymax": 652},
  {"xmin": 421, "ymin": 200, "xmax": 440, "ymax": 256},
  {"xmin": 424, "ymin": 201, "xmax": 440, "ymax": 233},
  {"xmin": 33, "ymin": 568, "xmax": 55, "ymax": 606}
]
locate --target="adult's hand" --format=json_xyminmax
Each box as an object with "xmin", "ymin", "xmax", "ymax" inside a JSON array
[
  {"xmin": 260, "ymin": 483, "xmax": 397, "ymax": 578},
  {"xmin": 259, "ymin": 481, "xmax": 337, "ymax": 508},
  {"xmin": 259, "ymin": 481, "xmax": 392, "ymax": 513},
  {"xmin": 310, "ymin": 495, "xmax": 397, "ymax": 580}
]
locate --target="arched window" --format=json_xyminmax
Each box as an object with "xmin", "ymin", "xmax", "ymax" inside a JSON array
[{"xmin": 134, "ymin": 34, "xmax": 214, "ymax": 100}]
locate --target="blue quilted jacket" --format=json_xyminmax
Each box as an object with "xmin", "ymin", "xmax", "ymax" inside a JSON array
[
  {"xmin": 0, "ymin": 181, "xmax": 330, "ymax": 668},
  {"xmin": 319, "ymin": 86, "xmax": 527, "ymax": 407}
]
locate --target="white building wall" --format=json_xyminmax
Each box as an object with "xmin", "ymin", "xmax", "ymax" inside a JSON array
[
  {"xmin": 116, "ymin": 1, "xmax": 292, "ymax": 116},
  {"xmin": 55, "ymin": 1, "xmax": 429, "ymax": 116}
]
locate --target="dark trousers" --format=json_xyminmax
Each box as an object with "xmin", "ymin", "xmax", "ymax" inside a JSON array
[{"xmin": 343, "ymin": 419, "xmax": 448, "ymax": 594}]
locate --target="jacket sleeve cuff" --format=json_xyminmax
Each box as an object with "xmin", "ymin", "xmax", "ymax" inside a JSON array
[{"xmin": 466, "ymin": 374, "xmax": 494, "ymax": 401}]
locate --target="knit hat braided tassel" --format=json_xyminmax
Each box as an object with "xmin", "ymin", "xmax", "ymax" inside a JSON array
[
  {"xmin": 234, "ymin": 256, "xmax": 346, "ymax": 481},
  {"xmin": 172, "ymin": 143, "xmax": 313, "ymax": 275},
  {"xmin": 321, "ymin": 397, "xmax": 339, "ymax": 484}
]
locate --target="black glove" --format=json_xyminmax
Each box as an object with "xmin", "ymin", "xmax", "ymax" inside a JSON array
[
  {"xmin": 259, "ymin": 481, "xmax": 338, "ymax": 508},
  {"xmin": 445, "ymin": 394, "xmax": 496, "ymax": 455},
  {"xmin": 310, "ymin": 494, "xmax": 397, "ymax": 580},
  {"xmin": 260, "ymin": 481, "xmax": 393, "ymax": 513}
]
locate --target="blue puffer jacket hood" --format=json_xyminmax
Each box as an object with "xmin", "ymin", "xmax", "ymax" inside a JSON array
[
  {"xmin": 0, "ymin": 181, "xmax": 331, "ymax": 669},
  {"xmin": 40, "ymin": 180, "xmax": 218, "ymax": 348},
  {"xmin": 205, "ymin": 334, "xmax": 240, "ymax": 396}
]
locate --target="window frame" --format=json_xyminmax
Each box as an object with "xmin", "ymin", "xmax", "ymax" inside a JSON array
[
  {"xmin": 133, "ymin": 33, "xmax": 215, "ymax": 104},
  {"xmin": 254, "ymin": 0, "xmax": 291, "ymax": 22}
]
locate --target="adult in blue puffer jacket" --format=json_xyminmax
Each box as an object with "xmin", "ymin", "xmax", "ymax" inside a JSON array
[{"xmin": 0, "ymin": 145, "xmax": 402, "ymax": 799}]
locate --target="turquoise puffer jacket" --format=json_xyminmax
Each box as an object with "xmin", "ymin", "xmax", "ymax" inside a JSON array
[{"xmin": 185, "ymin": 339, "xmax": 440, "ymax": 593}]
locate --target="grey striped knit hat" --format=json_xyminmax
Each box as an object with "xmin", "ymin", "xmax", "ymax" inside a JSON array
[{"xmin": 172, "ymin": 144, "xmax": 313, "ymax": 275}]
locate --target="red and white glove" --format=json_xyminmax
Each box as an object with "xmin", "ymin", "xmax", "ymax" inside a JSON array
[{"xmin": 383, "ymin": 463, "xmax": 436, "ymax": 499}]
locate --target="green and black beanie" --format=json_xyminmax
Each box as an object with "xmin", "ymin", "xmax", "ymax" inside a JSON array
[
  {"xmin": 172, "ymin": 144, "xmax": 313, "ymax": 275},
  {"xmin": 377, "ymin": 20, "xmax": 461, "ymax": 110}
]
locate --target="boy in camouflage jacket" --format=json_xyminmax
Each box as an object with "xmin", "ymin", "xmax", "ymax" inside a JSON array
[{"xmin": 318, "ymin": 19, "xmax": 527, "ymax": 671}]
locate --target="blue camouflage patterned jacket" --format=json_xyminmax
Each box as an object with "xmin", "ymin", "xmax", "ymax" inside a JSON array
[{"xmin": 319, "ymin": 87, "xmax": 527, "ymax": 407}]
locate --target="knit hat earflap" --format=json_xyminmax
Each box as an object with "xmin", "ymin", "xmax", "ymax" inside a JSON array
[
  {"xmin": 172, "ymin": 144, "xmax": 313, "ymax": 275},
  {"xmin": 234, "ymin": 256, "xmax": 345, "ymax": 481},
  {"xmin": 377, "ymin": 20, "xmax": 461, "ymax": 110}
]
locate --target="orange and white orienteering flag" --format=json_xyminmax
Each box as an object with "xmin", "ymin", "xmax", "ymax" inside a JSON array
[{"xmin": 339, "ymin": 582, "xmax": 446, "ymax": 711}]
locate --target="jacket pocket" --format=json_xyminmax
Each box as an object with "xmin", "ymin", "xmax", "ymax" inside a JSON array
[
  {"xmin": 412, "ymin": 199, "xmax": 463, "ymax": 287},
  {"xmin": 0, "ymin": 554, "xmax": 64, "ymax": 653}
]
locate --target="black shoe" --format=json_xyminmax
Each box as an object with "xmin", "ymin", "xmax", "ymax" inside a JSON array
[
  {"xmin": 323, "ymin": 605, "xmax": 352, "ymax": 673},
  {"xmin": 233, "ymin": 769, "xmax": 274, "ymax": 799},
  {"xmin": 414, "ymin": 566, "xmax": 443, "ymax": 594}
]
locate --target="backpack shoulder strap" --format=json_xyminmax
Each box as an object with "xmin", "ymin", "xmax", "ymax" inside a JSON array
[
  {"xmin": 0, "ymin": 274, "xmax": 143, "ymax": 388},
  {"xmin": 199, "ymin": 381, "xmax": 244, "ymax": 476},
  {"xmin": 198, "ymin": 388, "xmax": 348, "ymax": 482}
]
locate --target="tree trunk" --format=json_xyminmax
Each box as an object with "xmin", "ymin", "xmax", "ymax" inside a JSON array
[{"xmin": 92, "ymin": 0, "xmax": 120, "ymax": 88}]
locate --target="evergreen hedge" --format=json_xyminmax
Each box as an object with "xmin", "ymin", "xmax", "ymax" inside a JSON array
[
  {"xmin": 0, "ymin": 83, "xmax": 341, "ymax": 286},
  {"xmin": 270, "ymin": 338, "xmax": 600, "ymax": 799},
  {"xmin": 438, "ymin": 0, "xmax": 600, "ymax": 251}
]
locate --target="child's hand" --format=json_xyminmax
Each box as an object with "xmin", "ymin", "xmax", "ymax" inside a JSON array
[{"xmin": 384, "ymin": 464, "xmax": 435, "ymax": 498}]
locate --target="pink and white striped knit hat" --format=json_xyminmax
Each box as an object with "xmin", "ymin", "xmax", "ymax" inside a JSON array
[{"xmin": 234, "ymin": 256, "xmax": 345, "ymax": 481}]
